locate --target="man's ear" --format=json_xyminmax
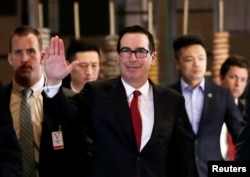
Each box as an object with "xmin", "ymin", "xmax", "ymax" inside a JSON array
[
  {"xmin": 40, "ymin": 52, "xmax": 45, "ymax": 64},
  {"xmin": 174, "ymin": 59, "xmax": 180, "ymax": 70},
  {"xmin": 150, "ymin": 52, "xmax": 156, "ymax": 65},
  {"xmin": 8, "ymin": 53, "xmax": 13, "ymax": 66}
]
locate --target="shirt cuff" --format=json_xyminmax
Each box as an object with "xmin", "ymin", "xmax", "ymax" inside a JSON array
[{"xmin": 44, "ymin": 81, "xmax": 62, "ymax": 98}]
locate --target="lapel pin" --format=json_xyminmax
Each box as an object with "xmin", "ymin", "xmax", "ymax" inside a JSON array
[{"xmin": 208, "ymin": 93, "xmax": 212, "ymax": 98}]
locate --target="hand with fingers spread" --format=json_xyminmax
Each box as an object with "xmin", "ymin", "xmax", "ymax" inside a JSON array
[{"xmin": 44, "ymin": 36, "xmax": 79, "ymax": 86}]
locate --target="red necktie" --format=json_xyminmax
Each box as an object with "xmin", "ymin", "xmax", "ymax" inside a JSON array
[
  {"xmin": 228, "ymin": 133, "xmax": 235, "ymax": 160},
  {"xmin": 130, "ymin": 90, "xmax": 142, "ymax": 151}
]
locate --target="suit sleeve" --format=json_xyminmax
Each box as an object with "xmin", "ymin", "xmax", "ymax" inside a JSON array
[
  {"xmin": 0, "ymin": 83, "xmax": 22, "ymax": 177},
  {"xmin": 235, "ymin": 120, "xmax": 250, "ymax": 160},
  {"xmin": 225, "ymin": 89, "xmax": 242, "ymax": 143},
  {"xmin": 167, "ymin": 94, "xmax": 188, "ymax": 177},
  {"xmin": 235, "ymin": 84, "xmax": 250, "ymax": 160}
]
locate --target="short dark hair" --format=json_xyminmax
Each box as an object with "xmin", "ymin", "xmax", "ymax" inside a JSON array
[
  {"xmin": 173, "ymin": 34, "xmax": 205, "ymax": 59},
  {"xmin": 220, "ymin": 55, "xmax": 249, "ymax": 78},
  {"xmin": 9, "ymin": 25, "xmax": 42, "ymax": 52},
  {"xmin": 66, "ymin": 40, "xmax": 101, "ymax": 63},
  {"xmin": 116, "ymin": 25, "xmax": 155, "ymax": 53}
]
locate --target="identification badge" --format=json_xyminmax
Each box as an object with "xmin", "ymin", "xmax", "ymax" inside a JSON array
[{"xmin": 52, "ymin": 131, "xmax": 64, "ymax": 150}]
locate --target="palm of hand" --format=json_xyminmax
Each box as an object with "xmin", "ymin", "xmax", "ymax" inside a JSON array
[{"xmin": 44, "ymin": 36, "xmax": 79, "ymax": 85}]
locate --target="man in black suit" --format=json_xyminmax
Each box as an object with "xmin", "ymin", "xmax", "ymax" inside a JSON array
[
  {"xmin": 220, "ymin": 55, "xmax": 249, "ymax": 114},
  {"xmin": 0, "ymin": 82, "xmax": 22, "ymax": 177},
  {"xmin": 42, "ymin": 25, "xmax": 187, "ymax": 177},
  {"xmin": 219, "ymin": 55, "xmax": 249, "ymax": 160},
  {"xmin": 6, "ymin": 25, "xmax": 79, "ymax": 177},
  {"xmin": 169, "ymin": 34, "xmax": 242, "ymax": 177}
]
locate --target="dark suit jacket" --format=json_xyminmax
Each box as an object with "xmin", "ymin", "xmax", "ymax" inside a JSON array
[
  {"xmin": 235, "ymin": 83, "xmax": 250, "ymax": 160},
  {"xmin": 5, "ymin": 83, "xmax": 87, "ymax": 177},
  {"xmin": 0, "ymin": 82, "xmax": 22, "ymax": 177},
  {"xmin": 169, "ymin": 79, "xmax": 242, "ymax": 177},
  {"xmin": 43, "ymin": 76, "xmax": 187, "ymax": 177},
  {"xmin": 62, "ymin": 75, "xmax": 71, "ymax": 90}
]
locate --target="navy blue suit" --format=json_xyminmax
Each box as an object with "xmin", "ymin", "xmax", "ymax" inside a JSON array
[
  {"xmin": 169, "ymin": 79, "xmax": 242, "ymax": 177},
  {"xmin": 0, "ymin": 82, "xmax": 22, "ymax": 177},
  {"xmin": 43, "ymin": 77, "xmax": 187, "ymax": 177}
]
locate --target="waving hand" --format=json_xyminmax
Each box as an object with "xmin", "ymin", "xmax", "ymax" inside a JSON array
[{"xmin": 44, "ymin": 36, "xmax": 79, "ymax": 86}]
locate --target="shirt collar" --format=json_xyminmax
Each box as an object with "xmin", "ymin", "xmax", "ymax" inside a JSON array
[
  {"xmin": 70, "ymin": 81, "xmax": 79, "ymax": 93},
  {"xmin": 235, "ymin": 98, "xmax": 238, "ymax": 105},
  {"xmin": 180, "ymin": 77, "xmax": 205, "ymax": 92},
  {"xmin": 121, "ymin": 78, "xmax": 150, "ymax": 98},
  {"xmin": 13, "ymin": 75, "xmax": 45, "ymax": 96}
]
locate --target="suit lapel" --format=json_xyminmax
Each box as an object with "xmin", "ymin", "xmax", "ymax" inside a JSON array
[
  {"xmin": 171, "ymin": 82, "xmax": 195, "ymax": 135},
  {"xmin": 141, "ymin": 84, "xmax": 163, "ymax": 151},
  {"xmin": 108, "ymin": 78, "xmax": 137, "ymax": 149},
  {"xmin": 238, "ymin": 99, "xmax": 245, "ymax": 115},
  {"xmin": 5, "ymin": 82, "xmax": 13, "ymax": 105},
  {"xmin": 196, "ymin": 81, "xmax": 213, "ymax": 135}
]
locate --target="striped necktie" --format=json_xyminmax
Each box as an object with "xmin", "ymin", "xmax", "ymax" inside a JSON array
[{"xmin": 20, "ymin": 88, "xmax": 36, "ymax": 177}]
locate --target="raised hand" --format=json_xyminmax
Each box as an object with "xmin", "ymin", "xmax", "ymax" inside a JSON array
[{"xmin": 44, "ymin": 36, "xmax": 79, "ymax": 86}]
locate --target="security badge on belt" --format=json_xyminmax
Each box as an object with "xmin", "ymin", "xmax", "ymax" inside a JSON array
[{"xmin": 52, "ymin": 125, "xmax": 64, "ymax": 150}]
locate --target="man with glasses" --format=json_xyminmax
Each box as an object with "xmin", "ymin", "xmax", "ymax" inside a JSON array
[
  {"xmin": 42, "ymin": 25, "xmax": 187, "ymax": 177},
  {"xmin": 119, "ymin": 47, "xmax": 152, "ymax": 58}
]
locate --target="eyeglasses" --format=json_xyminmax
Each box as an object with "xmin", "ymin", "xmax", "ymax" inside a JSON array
[{"xmin": 119, "ymin": 48, "xmax": 151, "ymax": 58}]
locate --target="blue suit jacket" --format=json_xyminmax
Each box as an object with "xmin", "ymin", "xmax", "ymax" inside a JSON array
[
  {"xmin": 43, "ymin": 76, "xmax": 187, "ymax": 177},
  {"xmin": 169, "ymin": 79, "xmax": 242, "ymax": 177}
]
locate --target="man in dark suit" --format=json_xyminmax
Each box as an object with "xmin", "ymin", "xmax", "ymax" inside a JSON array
[
  {"xmin": 6, "ymin": 25, "xmax": 81, "ymax": 177},
  {"xmin": 42, "ymin": 25, "xmax": 187, "ymax": 177},
  {"xmin": 220, "ymin": 55, "xmax": 249, "ymax": 114},
  {"xmin": 0, "ymin": 81, "xmax": 22, "ymax": 177},
  {"xmin": 169, "ymin": 34, "xmax": 242, "ymax": 177},
  {"xmin": 219, "ymin": 55, "xmax": 249, "ymax": 160}
]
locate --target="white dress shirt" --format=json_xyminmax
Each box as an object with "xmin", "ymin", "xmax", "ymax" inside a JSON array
[
  {"xmin": 122, "ymin": 79, "xmax": 154, "ymax": 151},
  {"xmin": 45, "ymin": 79, "xmax": 155, "ymax": 151},
  {"xmin": 220, "ymin": 98, "xmax": 238, "ymax": 160}
]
